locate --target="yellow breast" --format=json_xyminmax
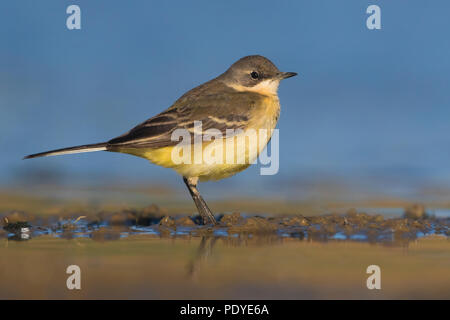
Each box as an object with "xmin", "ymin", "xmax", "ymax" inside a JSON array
[{"xmin": 119, "ymin": 94, "xmax": 280, "ymax": 181}]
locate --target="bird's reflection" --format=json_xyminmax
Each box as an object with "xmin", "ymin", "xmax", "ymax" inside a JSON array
[
  {"xmin": 187, "ymin": 236, "xmax": 218, "ymax": 278},
  {"xmin": 186, "ymin": 234, "xmax": 284, "ymax": 278}
]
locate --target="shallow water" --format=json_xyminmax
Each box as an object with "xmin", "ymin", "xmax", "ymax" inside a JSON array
[
  {"xmin": 1, "ymin": 235, "xmax": 449, "ymax": 299},
  {"xmin": 1, "ymin": 210, "xmax": 449, "ymax": 299}
]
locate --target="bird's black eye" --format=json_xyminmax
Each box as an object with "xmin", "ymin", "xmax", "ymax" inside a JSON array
[{"xmin": 250, "ymin": 71, "xmax": 259, "ymax": 79}]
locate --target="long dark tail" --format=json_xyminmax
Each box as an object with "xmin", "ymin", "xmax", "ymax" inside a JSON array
[{"xmin": 24, "ymin": 142, "xmax": 108, "ymax": 160}]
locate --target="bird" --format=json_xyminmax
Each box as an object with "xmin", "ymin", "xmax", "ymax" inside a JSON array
[{"xmin": 24, "ymin": 55, "xmax": 297, "ymax": 225}]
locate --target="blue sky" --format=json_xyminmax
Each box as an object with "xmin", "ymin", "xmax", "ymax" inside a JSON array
[{"xmin": 1, "ymin": 1, "xmax": 450, "ymax": 191}]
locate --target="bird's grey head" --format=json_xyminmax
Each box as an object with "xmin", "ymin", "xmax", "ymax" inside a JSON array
[{"xmin": 219, "ymin": 55, "xmax": 297, "ymax": 95}]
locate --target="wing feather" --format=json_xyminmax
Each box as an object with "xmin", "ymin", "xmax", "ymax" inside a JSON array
[{"xmin": 107, "ymin": 86, "xmax": 263, "ymax": 150}]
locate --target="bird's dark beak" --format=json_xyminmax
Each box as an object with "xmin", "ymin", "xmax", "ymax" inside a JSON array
[{"xmin": 278, "ymin": 72, "xmax": 298, "ymax": 80}]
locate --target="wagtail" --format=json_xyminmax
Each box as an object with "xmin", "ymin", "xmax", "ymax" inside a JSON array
[{"xmin": 24, "ymin": 55, "xmax": 297, "ymax": 225}]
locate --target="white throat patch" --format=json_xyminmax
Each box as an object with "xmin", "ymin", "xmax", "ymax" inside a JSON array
[{"xmin": 228, "ymin": 79, "xmax": 280, "ymax": 96}]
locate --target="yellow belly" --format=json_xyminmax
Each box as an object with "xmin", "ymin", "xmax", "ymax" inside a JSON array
[{"xmin": 117, "ymin": 95, "xmax": 280, "ymax": 181}]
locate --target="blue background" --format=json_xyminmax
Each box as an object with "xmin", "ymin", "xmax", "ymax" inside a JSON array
[{"xmin": 1, "ymin": 1, "xmax": 449, "ymax": 196}]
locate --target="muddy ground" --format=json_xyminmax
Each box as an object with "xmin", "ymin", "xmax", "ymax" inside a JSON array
[
  {"xmin": 1, "ymin": 204, "xmax": 449, "ymax": 243},
  {"xmin": 1, "ymin": 203, "xmax": 449, "ymax": 299}
]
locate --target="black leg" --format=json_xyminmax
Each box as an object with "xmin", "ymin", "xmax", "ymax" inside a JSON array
[{"xmin": 183, "ymin": 177, "xmax": 217, "ymax": 225}]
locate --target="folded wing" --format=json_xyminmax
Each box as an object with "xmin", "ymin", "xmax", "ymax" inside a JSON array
[{"xmin": 106, "ymin": 91, "xmax": 261, "ymax": 150}]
